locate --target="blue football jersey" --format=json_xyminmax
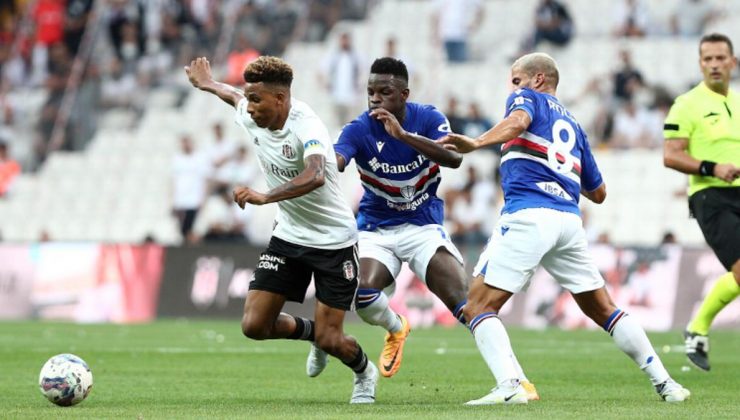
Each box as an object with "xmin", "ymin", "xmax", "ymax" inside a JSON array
[
  {"xmin": 334, "ymin": 102, "xmax": 450, "ymax": 231},
  {"xmin": 500, "ymin": 88, "xmax": 603, "ymax": 215}
]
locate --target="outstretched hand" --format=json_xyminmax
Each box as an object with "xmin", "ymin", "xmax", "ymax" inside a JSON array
[
  {"xmin": 437, "ymin": 133, "xmax": 478, "ymax": 154},
  {"xmin": 184, "ymin": 57, "xmax": 213, "ymax": 90},
  {"xmin": 370, "ymin": 108, "xmax": 406, "ymax": 139}
]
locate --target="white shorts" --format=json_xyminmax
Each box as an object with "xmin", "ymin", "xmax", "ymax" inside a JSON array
[
  {"xmin": 473, "ymin": 208, "xmax": 604, "ymax": 294},
  {"xmin": 359, "ymin": 223, "xmax": 464, "ymax": 284}
]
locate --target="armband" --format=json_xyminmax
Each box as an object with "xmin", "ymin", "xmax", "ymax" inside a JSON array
[{"xmin": 699, "ymin": 160, "xmax": 717, "ymax": 177}]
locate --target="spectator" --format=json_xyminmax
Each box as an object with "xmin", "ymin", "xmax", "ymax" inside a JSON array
[
  {"xmin": 530, "ymin": 0, "xmax": 574, "ymax": 49},
  {"xmin": 0, "ymin": 82, "xmax": 15, "ymax": 140},
  {"xmin": 609, "ymin": 100, "xmax": 658, "ymax": 149},
  {"xmin": 0, "ymin": 141, "xmax": 20, "ymax": 197},
  {"xmin": 585, "ymin": 49, "xmax": 646, "ymax": 144},
  {"xmin": 188, "ymin": 0, "xmax": 220, "ymax": 53},
  {"xmin": 444, "ymin": 96, "xmax": 467, "ymax": 134},
  {"xmin": 671, "ymin": 0, "xmax": 720, "ymax": 37},
  {"xmin": 462, "ymin": 102, "xmax": 493, "ymax": 139},
  {"xmin": 260, "ymin": 0, "xmax": 301, "ymax": 56},
  {"xmin": 445, "ymin": 166, "xmax": 495, "ymax": 263},
  {"xmin": 171, "ymin": 135, "xmax": 210, "ymax": 242},
  {"xmin": 0, "ymin": 1, "xmax": 19, "ymax": 41},
  {"xmin": 191, "ymin": 186, "xmax": 250, "ymax": 244},
  {"xmin": 30, "ymin": 0, "xmax": 66, "ymax": 86},
  {"xmin": 661, "ymin": 231, "xmax": 678, "ymax": 245},
  {"xmin": 431, "ymin": 0, "xmax": 484, "ymax": 63},
  {"xmin": 64, "ymin": 0, "xmax": 93, "ymax": 55},
  {"xmin": 305, "ymin": 0, "xmax": 341, "ymax": 42},
  {"xmin": 204, "ymin": 122, "xmax": 238, "ymax": 172},
  {"xmin": 214, "ymin": 146, "xmax": 259, "ymax": 190},
  {"xmin": 612, "ymin": 0, "xmax": 649, "ymax": 38},
  {"xmin": 225, "ymin": 35, "xmax": 260, "ymax": 86},
  {"xmin": 319, "ymin": 32, "xmax": 363, "ymax": 127},
  {"xmin": 613, "ymin": 49, "xmax": 645, "ymax": 102},
  {"xmin": 100, "ymin": 58, "xmax": 138, "ymax": 110}
]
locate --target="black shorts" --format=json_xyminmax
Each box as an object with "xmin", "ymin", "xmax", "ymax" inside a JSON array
[
  {"xmin": 249, "ymin": 236, "xmax": 359, "ymax": 311},
  {"xmin": 689, "ymin": 187, "xmax": 740, "ymax": 271}
]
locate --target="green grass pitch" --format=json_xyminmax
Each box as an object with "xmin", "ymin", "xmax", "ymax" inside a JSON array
[{"xmin": 1, "ymin": 320, "xmax": 738, "ymax": 419}]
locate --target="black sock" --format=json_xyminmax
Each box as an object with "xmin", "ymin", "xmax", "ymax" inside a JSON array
[
  {"xmin": 286, "ymin": 316, "xmax": 315, "ymax": 341},
  {"xmin": 343, "ymin": 345, "xmax": 368, "ymax": 374}
]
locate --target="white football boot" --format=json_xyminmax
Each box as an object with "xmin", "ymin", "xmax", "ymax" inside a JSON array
[
  {"xmin": 465, "ymin": 379, "xmax": 528, "ymax": 406},
  {"xmin": 656, "ymin": 379, "xmax": 691, "ymax": 402},
  {"xmin": 350, "ymin": 361, "xmax": 378, "ymax": 404},
  {"xmin": 306, "ymin": 343, "xmax": 328, "ymax": 377}
]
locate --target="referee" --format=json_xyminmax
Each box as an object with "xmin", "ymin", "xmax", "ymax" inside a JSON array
[{"xmin": 664, "ymin": 33, "xmax": 740, "ymax": 372}]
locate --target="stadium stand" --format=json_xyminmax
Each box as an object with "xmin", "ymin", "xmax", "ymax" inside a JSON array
[{"xmin": 0, "ymin": 0, "xmax": 737, "ymax": 246}]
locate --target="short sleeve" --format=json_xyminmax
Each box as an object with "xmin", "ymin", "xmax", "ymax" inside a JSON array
[
  {"xmin": 333, "ymin": 121, "xmax": 363, "ymax": 164},
  {"xmin": 579, "ymin": 134, "xmax": 603, "ymax": 192},
  {"xmin": 422, "ymin": 106, "xmax": 452, "ymax": 139},
  {"xmin": 505, "ymin": 89, "xmax": 537, "ymax": 120},
  {"xmin": 294, "ymin": 117, "xmax": 332, "ymax": 160},
  {"xmin": 663, "ymin": 96, "xmax": 693, "ymax": 140}
]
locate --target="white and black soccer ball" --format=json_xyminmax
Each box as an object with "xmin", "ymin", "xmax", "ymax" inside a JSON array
[{"xmin": 38, "ymin": 354, "xmax": 93, "ymax": 406}]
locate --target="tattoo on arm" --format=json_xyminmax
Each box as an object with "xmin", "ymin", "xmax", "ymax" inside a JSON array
[{"xmin": 264, "ymin": 155, "xmax": 326, "ymax": 203}]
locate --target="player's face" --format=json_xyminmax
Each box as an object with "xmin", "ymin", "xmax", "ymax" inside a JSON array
[
  {"xmin": 244, "ymin": 82, "xmax": 285, "ymax": 129},
  {"xmin": 367, "ymin": 74, "xmax": 409, "ymax": 115},
  {"xmin": 510, "ymin": 67, "xmax": 533, "ymax": 92},
  {"xmin": 699, "ymin": 41, "xmax": 737, "ymax": 90},
  {"xmin": 510, "ymin": 66, "xmax": 546, "ymax": 92}
]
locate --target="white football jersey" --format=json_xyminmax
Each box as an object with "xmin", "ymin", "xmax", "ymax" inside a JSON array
[{"xmin": 234, "ymin": 98, "xmax": 357, "ymax": 249}]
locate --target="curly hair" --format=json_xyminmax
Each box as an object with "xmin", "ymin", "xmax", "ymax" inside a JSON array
[
  {"xmin": 243, "ymin": 56, "xmax": 293, "ymax": 87},
  {"xmin": 370, "ymin": 57, "xmax": 409, "ymax": 82}
]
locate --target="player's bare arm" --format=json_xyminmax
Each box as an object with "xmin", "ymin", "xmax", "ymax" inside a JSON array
[
  {"xmin": 233, "ymin": 155, "xmax": 326, "ymax": 208},
  {"xmin": 336, "ymin": 154, "xmax": 347, "ymax": 172},
  {"xmin": 581, "ymin": 183, "xmax": 607, "ymax": 204},
  {"xmin": 370, "ymin": 108, "xmax": 462, "ymax": 167},
  {"xmin": 185, "ymin": 57, "xmax": 244, "ymax": 108},
  {"xmin": 438, "ymin": 110, "xmax": 531, "ymax": 153},
  {"xmin": 664, "ymin": 138, "xmax": 740, "ymax": 182}
]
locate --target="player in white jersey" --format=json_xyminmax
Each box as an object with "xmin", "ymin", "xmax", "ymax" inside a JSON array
[
  {"xmin": 440, "ymin": 53, "xmax": 690, "ymax": 405},
  {"xmin": 185, "ymin": 56, "xmax": 377, "ymax": 404}
]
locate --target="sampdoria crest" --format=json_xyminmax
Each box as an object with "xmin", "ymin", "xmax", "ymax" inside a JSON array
[{"xmin": 400, "ymin": 185, "xmax": 416, "ymax": 200}]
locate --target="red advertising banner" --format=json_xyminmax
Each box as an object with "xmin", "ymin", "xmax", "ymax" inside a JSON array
[{"xmin": 0, "ymin": 243, "xmax": 164, "ymax": 323}]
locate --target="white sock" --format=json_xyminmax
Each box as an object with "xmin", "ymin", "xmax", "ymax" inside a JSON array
[
  {"xmin": 608, "ymin": 310, "xmax": 670, "ymax": 385},
  {"xmin": 470, "ymin": 313, "xmax": 519, "ymax": 386},
  {"xmin": 357, "ymin": 289, "xmax": 402, "ymax": 333},
  {"xmin": 511, "ymin": 352, "xmax": 529, "ymax": 382}
]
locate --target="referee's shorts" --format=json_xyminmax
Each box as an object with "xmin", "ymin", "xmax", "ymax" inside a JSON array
[{"xmin": 689, "ymin": 186, "xmax": 740, "ymax": 270}]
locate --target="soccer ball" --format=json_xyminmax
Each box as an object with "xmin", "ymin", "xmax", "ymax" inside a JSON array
[{"xmin": 38, "ymin": 354, "xmax": 93, "ymax": 406}]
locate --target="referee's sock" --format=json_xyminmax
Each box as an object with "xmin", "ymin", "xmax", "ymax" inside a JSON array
[{"xmin": 688, "ymin": 272, "xmax": 740, "ymax": 335}]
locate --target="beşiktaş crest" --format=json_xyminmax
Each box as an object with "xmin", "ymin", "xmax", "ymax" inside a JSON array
[
  {"xmin": 282, "ymin": 143, "xmax": 296, "ymax": 159},
  {"xmin": 342, "ymin": 260, "xmax": 355, "ymax": 280}
]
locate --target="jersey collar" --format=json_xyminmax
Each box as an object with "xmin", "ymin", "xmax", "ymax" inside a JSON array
[{"xmin": 699, "ymin": 81, "xmax": 733, "ymax": 100}]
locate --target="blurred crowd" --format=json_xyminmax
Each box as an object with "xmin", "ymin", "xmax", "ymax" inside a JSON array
[
  {"xmin": 0, "ymin": 0, "xmax": 732, "ymax": 250},
  {"xmin": 0, "ymin": 0, "xmax": 372, "ymax": 186}
]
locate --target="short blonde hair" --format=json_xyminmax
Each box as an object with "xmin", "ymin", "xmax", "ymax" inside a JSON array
[{"xmin": 512, "ymin": 53, "xmax": 560, "ymax": 88}]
